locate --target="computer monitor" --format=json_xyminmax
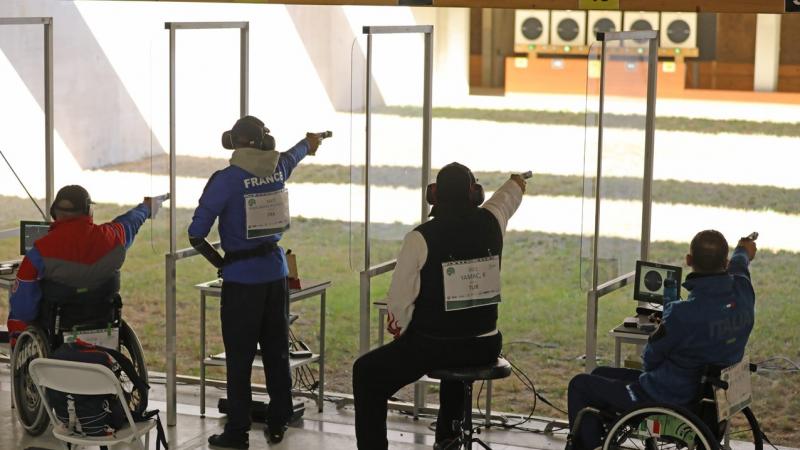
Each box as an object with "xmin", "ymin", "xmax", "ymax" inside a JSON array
[
  {"xmin": 19, "ymin": 220, "xmax": 51, "ymax": 255},
  {"xmin": 633, "ymin": 260, "xmax": 682, "ymax": 304}
]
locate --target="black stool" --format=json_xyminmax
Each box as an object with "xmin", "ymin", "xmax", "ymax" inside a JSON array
[{"xmin": 428, "ymin": 358, "xmax": 512, "ymax": 450}]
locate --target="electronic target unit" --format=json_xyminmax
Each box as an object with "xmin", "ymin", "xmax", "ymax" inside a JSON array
[
  {"xmin": 660, "ymin": 12, "xmax": 697, "ymax": 48},
  {"xmin": 633, "ymin": 260, "xmax": 682, "ymax": 305},
  {"xmin": 588, "ymin": 11, "xmax": 622, "ymax": 45},
  {"xmin": 514, "ymin": 10, "xmax": 550, "ymax": 50},
  {"xmin": 622, "ymin": 12, "xmax": 660, "ymax": 47},
  {"xmin": 550, "ymin": 10, "xmax": 587, "ymax": 46}
]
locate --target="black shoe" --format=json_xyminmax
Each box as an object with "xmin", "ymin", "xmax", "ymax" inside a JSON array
[
  {"xmin": 265, "ymin": 424, "xmax": 288, "ymax": 444},
  {"xmin": 208, "ymin": 433, "xmax": 249, "ymax": 449}
]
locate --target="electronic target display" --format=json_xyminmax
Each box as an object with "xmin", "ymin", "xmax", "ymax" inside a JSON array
[
  {"xmin": 633, "ymin": 260, "xmax": 682, "ymax": 304},
  {"xmin": 20, "ymin": 220, "xmax": 51, "ymax": 255}
]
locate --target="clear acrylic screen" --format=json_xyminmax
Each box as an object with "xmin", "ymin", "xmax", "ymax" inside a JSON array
[
  {"xmin": 349, "ymin": 33, "xmax": 427, "ymax": 271},
  {"xmin": 581, "ymin": 38, "xmax": 651, "ymax": 290},
  {"xmin": 0, "ymin": 25, "xmax": 48, "ymax": 262}
]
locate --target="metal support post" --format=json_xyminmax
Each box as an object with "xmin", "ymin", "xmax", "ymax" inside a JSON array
[
  {"xmin": 319, "ymin": 291, "xmax": 326, "ymax": 412},
  {"xmin": 359, "ymin": 271, "xmax": 371, "ymax": 356},
  {"xmin": 640, "ymin": 36, "xmax": 659, "ymax": 261},
  {"xmin": 240, "ymin": 24, "xmax": 249, "ymax": 117},
  {"xmin": 43, "ymin": 20, "xmax": 54, "ymax": 210},
  {"xmin": 165, "ymin": 254, "xmax": 177, "ymax": 426},
  {"xmin": 421, "ymin": 31, "xmax": 433, "ymax": 221}
]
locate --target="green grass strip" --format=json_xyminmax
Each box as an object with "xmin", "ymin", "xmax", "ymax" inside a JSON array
[
  {"xmin": 374, "ymin": 105, "xmax": 800, "ymax": 138},
  {"xmin": 104, "ymin": 156, "xmax": 800, "ymax": 216}
]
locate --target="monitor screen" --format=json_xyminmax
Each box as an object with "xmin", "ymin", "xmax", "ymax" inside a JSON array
[
  {"xmin": 19, "ymin": 220, "xmax": 51, "ymax": 255},
  {"xmin": 633, "ymin": 260, "xmax": 682, "ymax": 304}
]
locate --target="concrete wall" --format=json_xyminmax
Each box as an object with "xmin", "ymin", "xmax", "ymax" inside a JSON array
[{"xmin": 0, "ymin": 0, "xmax": 469, "ymax": 173}]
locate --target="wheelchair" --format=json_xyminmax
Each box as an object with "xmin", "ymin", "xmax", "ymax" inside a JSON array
[
  {"xmin": 9, "ymin": 277, "xmax": 148, "ymax": 436},
  {"xmin": 568, "ymin": 361, "xmax": 762, "ymax": 450}
]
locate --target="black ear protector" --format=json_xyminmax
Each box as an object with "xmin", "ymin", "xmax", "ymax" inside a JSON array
[
  {"xmin": 236, "ymin": 117, "xmax": 266, "ymax": 149},
  {"xmin": 425, "ymin": 165, "xmax": 484, "ymax": 207},
  {"xmin": 229, "ymin": 116, "xmax": 276, "ymax": 151},
  {"xmin": 49, "ymin": 196, "xmax": 91, "ymax": 220}
]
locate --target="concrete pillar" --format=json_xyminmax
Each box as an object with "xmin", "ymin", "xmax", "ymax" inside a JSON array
[
  {"xmin": 753, "ymin": 14, "xmax": 781, "ymax": 92},
  {"xmin": 433, "ymin": 8, "xmax": 470, "ymax": 103},
  {"xmin": 481, "ymin": 8, "xmax": 493, "ymax": 88}
]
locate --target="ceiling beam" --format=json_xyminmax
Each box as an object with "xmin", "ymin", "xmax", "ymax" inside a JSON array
[{"xmin": 132, "ymin": 0, "xmax": 789, "ymax": 13}]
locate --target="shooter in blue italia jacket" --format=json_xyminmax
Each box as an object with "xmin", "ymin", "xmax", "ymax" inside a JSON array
[
  {"xmin": 566, "ymin": 230, "xmax": 757, "ymax": 450},
  {"xmin": 188, "ymin": 116, "xmax": 323, "ymax": 449}
]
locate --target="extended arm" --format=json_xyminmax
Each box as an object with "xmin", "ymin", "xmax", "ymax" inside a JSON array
[
  {"xmin": 482, "ymin": 177, "xmax": 525, "ymax": 234},
  {"xmin": 277, "ymin": 140, "xmax": 310, "ymax": 180},
  {"xmin": 112, "ymin": 203, "xmax": 151, "ymax": 249},
  {"xmin": 727, "ymin": 246, "xmax": 752, "ymax": 279},
  {"xmin": 386, "ymin": 231, "xmax": 428, "ymax": 337}
]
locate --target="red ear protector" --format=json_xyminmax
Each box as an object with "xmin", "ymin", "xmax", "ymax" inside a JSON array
[{"xmin": 425, "ymin": 165, "xmax": 484, "ymax": 207}]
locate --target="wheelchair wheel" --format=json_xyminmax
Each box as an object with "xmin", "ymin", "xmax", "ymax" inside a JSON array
[
  {"xmin": 119, "ymin": 319, "xmax": 149, "ymax": 415},
  {"xmin": 604, "ymin": 405, "xmax": 718, "ymax": 450},
  {"xmin": 719, "ymin": 407, "xmax": 762, "ymax": 450},
  {"xmin": 10, "ymin": 327, "xmax": 51, "ymax": 436}
]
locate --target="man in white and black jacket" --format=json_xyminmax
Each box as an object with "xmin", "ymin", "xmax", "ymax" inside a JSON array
[{"xmin": 352, "ymin": 162, "xmax": 526, "ymax": 450}]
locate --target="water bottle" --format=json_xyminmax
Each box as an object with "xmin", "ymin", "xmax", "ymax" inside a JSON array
[{"xmin": 663, "ymin": 275, "xmax": 678, "ymax": 304}]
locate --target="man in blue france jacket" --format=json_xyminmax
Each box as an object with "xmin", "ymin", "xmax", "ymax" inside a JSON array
[
  {"xmin": 566, "ymin": 230, "xmax": 757, "ymax": 450},
  {"xmin": 188, "ymin": 116, "xmax": 323, "ymax": 449}
]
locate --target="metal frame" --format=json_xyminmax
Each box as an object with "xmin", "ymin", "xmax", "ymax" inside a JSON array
[
  {"xmin": 0, "ymin": 17, "xmax": 54, "ymax": 215},
  {"xmin": 163, "ymin": 21, "xmax": 249, "ymax": 427},
  {"xmin": 584, "ymin": 30, "xmax": 658, "ymax": 372},
  {"xmin": 358, "ymin": 25, "xmax": 434, "ymax": 356}
]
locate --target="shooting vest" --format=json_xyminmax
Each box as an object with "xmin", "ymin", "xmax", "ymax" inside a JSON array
[{"xmin": 409, "ymin": 208, "xmax": 503, "ymax": 338}]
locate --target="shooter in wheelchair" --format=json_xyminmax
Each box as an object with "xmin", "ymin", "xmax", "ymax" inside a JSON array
[
  {"xmin": 566, "ymin": 230, "xmax": 761, "ymax": 450},
  {"xmin": 6, "ymin": 185, "xmax": 166, "ymax": 436}
]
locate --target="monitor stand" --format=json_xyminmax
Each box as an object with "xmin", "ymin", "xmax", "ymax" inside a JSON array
[{"xmin": 636, "ymin": 304, "xmax": 662, "ymax": 317}]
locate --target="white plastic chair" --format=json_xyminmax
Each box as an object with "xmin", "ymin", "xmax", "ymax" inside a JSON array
[{"xmin": 28, "ymin": 358, "xmax": 156, "ymax": 450}]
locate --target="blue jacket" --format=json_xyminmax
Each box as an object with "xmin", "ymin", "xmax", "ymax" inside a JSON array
[
  {"xmin": 187, "ymin": 141, "xmax": 308, "ymax": 284},
  {"xmin": 638, "ymin": 247, "xmax": 755, "ymax": 405}
]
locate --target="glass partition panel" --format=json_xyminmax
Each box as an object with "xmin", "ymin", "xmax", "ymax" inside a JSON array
[
  {"xmin": 349, "ymin": 35, "xmax": 366, "ymax": 271},
  {"xmin": 0, "ymin": 25, "xmax": 47, "ymax": 264},
  {"xmin": 349, "ymin": 32, "xmax": 427, "ymax": 271},
  {"xmin": 173, "ymin": 28, "xmax": 242, "ymax": 381},
  {"xmin": 581, "ymin": 38, "xmax": 651, "ymax": 291},
  {"xmin": 580, "ymin": 42, "xmax": 602, "ymax": 290}
]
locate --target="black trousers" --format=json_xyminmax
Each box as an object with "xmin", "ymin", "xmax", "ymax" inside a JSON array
[
  {"xmin": 352, "ymin": 330, "xmax": 502, "ymax": 450},
  {"xmin": 220, "ymin": 278, "xmax": 293, "ymax": 437},
  {"xmin": 567, "ymin": 367, "xmax": 649, "ymax": 450}
]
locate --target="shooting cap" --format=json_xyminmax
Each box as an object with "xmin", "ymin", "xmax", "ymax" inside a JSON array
[{"xmin": 51, "ymin": 185, "xmax": 93, "ymax": 217}]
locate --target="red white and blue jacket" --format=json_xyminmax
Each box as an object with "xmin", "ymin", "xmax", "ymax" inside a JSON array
[{"xmin": 7, "ymin": 204, "xmax": 151, "ymax": 339}]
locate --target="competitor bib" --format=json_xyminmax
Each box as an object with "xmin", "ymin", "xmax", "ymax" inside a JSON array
[
  {"xmin": 442, "ymin": 255, "xmax": 501, "ymax": 311},
  {"xmin": 245, "ymin": 188, "xmax": 290, "ymax": 239},
  {"xmin": 64, "ymin": 327, "xmax": 120, "ymax": 350},
  {"xmin": 714, "ymin": 355, "xmax": 753, "ymax": 421}
]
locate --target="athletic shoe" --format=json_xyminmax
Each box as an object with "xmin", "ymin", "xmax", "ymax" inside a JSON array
[
  {"xmin": 265, "ymin": 424, "xmax": 288, "ymax": 444},
  {"xmin": 208, "ymin": 432, "xmax": 249, "ymax": 449}
]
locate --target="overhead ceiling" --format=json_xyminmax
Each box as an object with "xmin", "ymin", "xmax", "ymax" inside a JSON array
[{"xmin": 130, "ymin": 0, "xmax": 791, "ymax": 14}]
